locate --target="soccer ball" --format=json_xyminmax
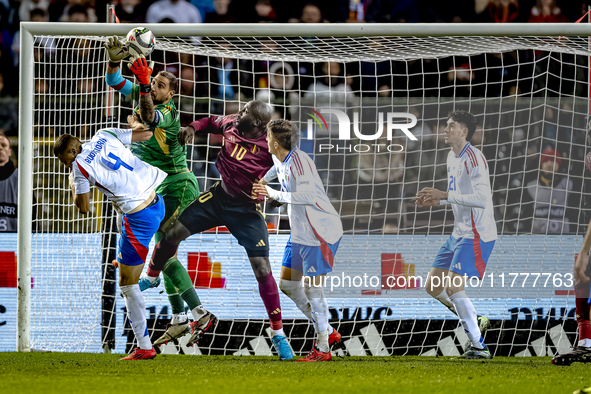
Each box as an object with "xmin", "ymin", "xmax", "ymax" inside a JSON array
[{"xmin": 125, "ymin": 27, "xmax": 155, "ymax": 59}]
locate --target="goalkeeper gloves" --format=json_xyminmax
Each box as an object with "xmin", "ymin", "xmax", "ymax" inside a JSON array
[
  {"xmin": 103, "ymin": 36, "xmax": 129, "ymax": 67},
  {"xmin": 128, "ymin": 57, "xmax": 154, "ymax": 96}
]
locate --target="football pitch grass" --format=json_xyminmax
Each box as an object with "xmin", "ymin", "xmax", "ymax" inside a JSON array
[{"xmin": 1, "ymin": 352, "xmax": 589, "ymax": 394}]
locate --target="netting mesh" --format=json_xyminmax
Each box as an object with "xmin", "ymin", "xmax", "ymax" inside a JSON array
[{"xmin": 17, "ymin": 31, "xmax": 591, "ymax": 356}]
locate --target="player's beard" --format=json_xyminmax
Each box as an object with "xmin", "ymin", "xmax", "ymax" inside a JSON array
[{"xmin": 152, "ymin": 92, "xmax": 164, "ymax": 105}]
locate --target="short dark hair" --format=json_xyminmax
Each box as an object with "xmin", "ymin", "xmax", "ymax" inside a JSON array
[
  {"xmin": 267, "ymin": 119, "xmax": 296, "ymax": 151},
  {"xmin": 53, "ymin": 134, "xmax": 79, "ymax": 156},
  {"xmin": 448, "ymin": 110, "xmax": 477, "ymax": 141},
  {"xmin": 156, "ymin": 71, "xmax": 178, "ymax": 94}
]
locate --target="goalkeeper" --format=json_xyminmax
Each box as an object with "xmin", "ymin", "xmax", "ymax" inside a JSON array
[{"xmin": 104, "ymin": 37, "xmax": 216, "ymax": 348}]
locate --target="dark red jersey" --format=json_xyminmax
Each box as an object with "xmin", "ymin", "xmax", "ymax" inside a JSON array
[{"xmin": 190, "ymin": 114, "xmax": 273, "ymax": 202}]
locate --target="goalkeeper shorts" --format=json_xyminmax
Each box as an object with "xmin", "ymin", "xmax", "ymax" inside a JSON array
[
  {"xmin": 281, "ymin": 236, "xmax": 340, "ymax": 277},
  {"xmin": 432, "ymin": 235, "xmax": 495, "ymax": 279},
  {"xmin": 117, "ymin": 194, "xmax": 165, "ymax": 267}
]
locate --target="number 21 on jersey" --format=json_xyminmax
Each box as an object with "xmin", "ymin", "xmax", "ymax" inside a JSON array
[{"xmin": 448, "ymin": 175, "xmax": 456, "ymax": 191}]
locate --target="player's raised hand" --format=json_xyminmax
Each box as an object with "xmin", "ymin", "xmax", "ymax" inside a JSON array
[
  {"xmin": 127, "ymin": 56, "xmax": 154, "ymax": 86},
  {"xmin": 104, "ymin": 36, "xmax": 130, "ymax": 63},
  {"xmin": 178, "ymin": 126, "xmax": 195, "ymax": 147},
  {"xmin": 575, "ymin": 252, "xmax": 590, "ymax": 284}
]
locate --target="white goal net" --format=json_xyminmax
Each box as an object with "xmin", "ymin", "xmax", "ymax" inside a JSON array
[{"xmin": 10, "ymin": 23, "xmax": 591, "ymax": 357}]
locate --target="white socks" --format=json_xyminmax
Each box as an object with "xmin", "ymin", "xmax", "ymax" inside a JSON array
[
  {"xmin": 171, "ymin": 308, "xmax": 206, "ymax": 325},
  {"xmin": 279, "ymin": 279, "xmax": 314, "ymax": 321},
  {"xmin": 120, "ymin": 284, "xmax": 152, "ymax": 350},
  {"xmin": 171, "ymin": 312, "xmax": 188, "ymax": 325},
  {"xmin": 304, "ymin": 281, "xmax": 330, "ymax": 353},
  {"xmin": 272, "ymin": 328, "xmax": 286, "ymax": 337},
  {"xmin": 450, "ymin": 291, "xmax": 484, "ymax": 350},
  {"xmin": 435, "ymin": 289, "xmax": 457, "ymax": 315},
  {"xmin": 191, "ymin": 305, "xmax": 207, "ymax": 321},
  {"xmin": 579, "ymin": 338, "xmax": 591, "ymax": 348},
  {"xmin": 280, "ymin": 279, "xmax": 334, "ymax": 333}
]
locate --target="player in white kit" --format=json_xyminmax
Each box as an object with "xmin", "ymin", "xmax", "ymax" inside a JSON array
[
  {"xmin": 53, "ymin": 122, "xmax": 166, "ymax": 360},
  {"xmin": 252, "ymin": 119, "xmax": 343, "ymax": 362},
  {"xmin": 415, "ymin": 110, "xmax": 497, "ymax": 359}
]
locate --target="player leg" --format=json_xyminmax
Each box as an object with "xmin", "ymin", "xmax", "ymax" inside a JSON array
[
  {"xmin": 448, "ymin": 237, "xmax": 495, "ymax": 359},
  {"xmin": 278, "ymin": 241, "xmax": 340, "ymax": 353},
  {"xmin": 552, "ymin": 254, "xmax": 591, "ymax": 365},
  {"xmin": 426, "ymin": 236, "xmax": 457, "ymax": 315},
  {"xmin": 296, "ymin": 238, "xmax": 341, "ymax": 362},
  {"xmin": 224, "ymin": 203, "xmax": 292, "ymax": 360},
  {"xmin": 118, "ymin": 195, "xmax": 165, "ymax": 360},
  {"xmin": 146, "ymin": 185, "xmax": 223, "ymax": 281}
]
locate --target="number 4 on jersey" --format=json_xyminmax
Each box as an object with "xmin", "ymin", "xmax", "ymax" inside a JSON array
[{"xmin": 101, "ymin": 152, "xmax": 134, "ymax": 171}]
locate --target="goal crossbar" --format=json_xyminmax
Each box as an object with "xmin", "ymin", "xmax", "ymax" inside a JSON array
[{"xmin": 18, "ymin": 22, "xmax": 591, "ymax": 37}]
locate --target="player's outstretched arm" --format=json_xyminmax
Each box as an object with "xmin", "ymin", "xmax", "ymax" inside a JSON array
[
  {"xmin": 104, "ymin": 36, "xmax": 134, "ymax": 97},
  {"xmin": 128, "ymin": 57, "xmax": 155, "ymax": 124}
]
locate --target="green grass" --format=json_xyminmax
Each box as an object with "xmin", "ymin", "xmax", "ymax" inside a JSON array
[{"xmin": 1, "ymin": 353, "xmax": 589, "ymax": 394}]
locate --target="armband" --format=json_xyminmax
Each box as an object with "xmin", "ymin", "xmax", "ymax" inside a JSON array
[{"xmin": 144, "ymin": 111, "xmax": 162, "ymax": 128}]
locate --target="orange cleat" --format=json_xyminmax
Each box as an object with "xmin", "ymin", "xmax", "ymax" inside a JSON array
[
  {"xmin": 119, "ymin": 347, "xmax": 157, "ymax": 360},
  {"xmin": 295, "ymin": 348, "xmax": 332, "ymax": 362}
]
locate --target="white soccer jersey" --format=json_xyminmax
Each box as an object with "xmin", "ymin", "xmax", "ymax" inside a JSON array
[
  {"xmin": 263, "ymin": 148, "xmax": 343, "ymax": 247},
  {"xmin": 443, "ymin": 143, "xmax": 497, "ymax": 243},
  {"xmin": 72, "ymin": 128, "xmax": 167, "ymax": 214}
]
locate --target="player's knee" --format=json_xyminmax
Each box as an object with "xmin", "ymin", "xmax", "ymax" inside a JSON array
[
  {"xmin": 425, "ymin": 276, "xmax": 442, "ymax": 297},
  {"xmin": 278, "ymin": 279, "xmax": 289, "ymax": 296},
  {"xmin": 164, "ymin": 222, "xmax": 190, "ymax": 245},
  {"xmin": 250, "ymin": 256, "xmax": 272, "ymax": 278}
]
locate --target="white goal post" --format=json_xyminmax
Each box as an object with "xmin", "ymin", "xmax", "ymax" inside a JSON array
[{"xmin": 16, "ymin": 22, "xmax": 591, "ymax": 354}]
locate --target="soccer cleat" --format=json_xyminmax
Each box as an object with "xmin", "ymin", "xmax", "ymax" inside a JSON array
[
  {"xmin": 186, "ymin": 312, "xmax": 217, "ymax": 347},
  {"xmin": 296, "ymin": 348, "xmax": 332, "ymax": 362},
  {"xmin": 460, "ymin": 343, "xmax": 491, "ymax": 359},
  {"xmin": 119, "ymin": 347, "xmax": 157, "ymax": 360},
  {"xmin": 313, "ymin": 328, "xmax": 344, "ymax": 352},
  {"xmin": 478, "ymin": 316, "xmax": 491, "ymax": 334},
  {"xmin": 551, "ymin": 346, "xmax": 591, "ymax": 366},
  {"xmin": 138, "ymin": 275, "xmax": 161, "ymax": 292},
  {"xmin": 271, "ymin": 335, "xmax": 294, "ymax": 360},
  {"xmin": 153, "ymin": 320, "xmax": 191, "ymax": 347}
]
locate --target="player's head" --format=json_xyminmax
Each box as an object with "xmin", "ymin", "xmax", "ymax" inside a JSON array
[
  {"xmin": 266, "ymin": 119, "xmax": 295, "ymax": 156},
  {"xmin": 53, "ymin": 134, "xmax": 82, "ymax": 169},
  {"xmin": 236, "ymin": 100, "xmax": 273, "ymax": 136},
  {"xmin": 151, "ymin": 71, "xmax": 177, "ymax": 105},
  {"xmin": 0, "ymin": 134, "xmax": 12, "ymax": 167},
  {"xmin": 445, "ymin": 110, "xmax": 477, "ymax": 146}
]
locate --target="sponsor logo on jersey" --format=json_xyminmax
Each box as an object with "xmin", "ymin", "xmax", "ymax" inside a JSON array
[{"xmin": 84, "ymin": 138, "xmax": 108, "ymax": 164}]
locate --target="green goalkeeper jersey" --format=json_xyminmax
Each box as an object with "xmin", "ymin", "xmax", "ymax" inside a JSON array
[{"xmin": 129, "ymin": 85, "xmax": 188, "ymax": 175}]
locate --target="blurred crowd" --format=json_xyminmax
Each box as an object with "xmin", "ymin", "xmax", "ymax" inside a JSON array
[
  {"xmin": 0, "ymin": 0, "xmax": 588, "ymax": 98},
  {"xmin": 0, "ymin": 0, "xmax": 589, "ymax": 235}
]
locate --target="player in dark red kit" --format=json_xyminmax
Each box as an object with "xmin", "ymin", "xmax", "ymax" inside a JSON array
[{"xmin": 143, "ymin": 100, "xmax": 293, "ymax": 360}]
